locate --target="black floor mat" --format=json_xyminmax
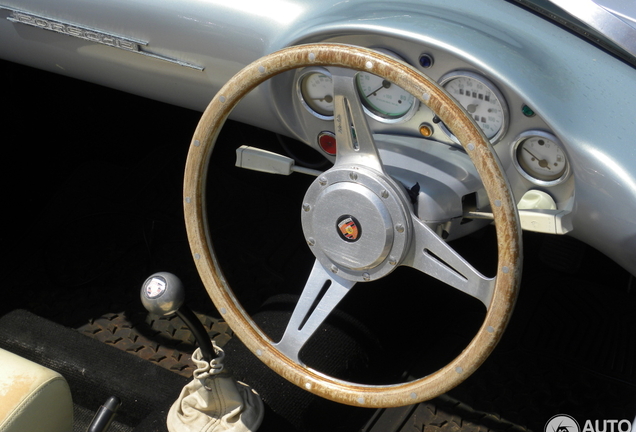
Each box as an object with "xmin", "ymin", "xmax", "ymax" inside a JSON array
[
  {"xmin": 0, "ymin": 309, "xmax": 188, "ymax": 430},
  {"xmin": 520, "ymin": 277, "xmax": 636, "ymax": 385},
  {"xmin": 74, "ymin": 404, "xmax": 133, "ymax": 432}
]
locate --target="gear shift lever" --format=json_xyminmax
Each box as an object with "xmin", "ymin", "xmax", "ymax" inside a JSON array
[
  {"xmin": 140, "ymin": 272, "xmax": 216, "ymax": 362},
  {"xmin": 140, "ymin": 272, "xmax": 264, "ymax": 432}
]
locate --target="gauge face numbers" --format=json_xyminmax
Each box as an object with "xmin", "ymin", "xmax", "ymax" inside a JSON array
[
  {"xmin": 298, "ymin": 70, "xmax": 334, "ymax": 119},
  {"xmin": 513, "ymin": 131, "xmax": 569, "ymax": 185},
  {"xmin": 297, "ymin": 68, "xmax": 417, "ymax": 123},
  {"xmin": 356, "ymin": 72, "xmax": 416, "ymax": 122},
  {"xmin": 439, "ymin": 71, "xmax": 508, "ymax": 143}
]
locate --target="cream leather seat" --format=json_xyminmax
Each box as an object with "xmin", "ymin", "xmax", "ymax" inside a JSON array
[{"xmin": 0, "ymin": 348, "xmax": 73, "ymax": 432}]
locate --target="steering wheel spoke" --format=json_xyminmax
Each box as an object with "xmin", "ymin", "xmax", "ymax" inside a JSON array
[
  {"xmin": 331, "ymin": 70, "xmax": 384, "ymax": 173},
  {"xmin": 274, "ymin": 260, "xmax": 356, "ymax": 364},
  {"xmin": 405, "ymin": 217, "xmax": 495, "ymax": 307}
]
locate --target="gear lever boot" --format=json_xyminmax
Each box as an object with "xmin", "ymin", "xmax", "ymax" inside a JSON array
[
  {"xmin": 141, "ymin": 272, "xmax": 264, "ymax": 432},
  {"xmin": 167, "ymin": 344, "xmax": 263, "ymax": 432}
]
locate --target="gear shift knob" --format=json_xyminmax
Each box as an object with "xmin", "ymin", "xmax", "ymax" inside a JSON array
[
  {"xmin": 141, "ymin": 272, "xmax": 216, "ymax": 362},
  {"xmin": 141, "ymin": 272, "xmax": 185, "ymax": 316}
]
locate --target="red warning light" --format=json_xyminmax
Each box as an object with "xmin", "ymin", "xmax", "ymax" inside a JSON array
[{"xmin": 318, "ymin": 132, "xmax": 337, "ymax": 156}]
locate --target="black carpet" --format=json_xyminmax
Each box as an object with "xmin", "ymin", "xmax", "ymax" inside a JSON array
[{"xmin": 0, "ymin": 309, "xmax": 187, "ymax": 430}]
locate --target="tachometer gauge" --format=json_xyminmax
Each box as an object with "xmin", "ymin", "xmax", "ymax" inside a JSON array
[
  {"xmin": 512, "ymin": 131, "xmax": 570, "ymax": 186},
  {"xmin": 439, "ymin": 71, "xmax": 508, "ymax": 143},
  {"xmin": 298, "ymin": 68, "xmax": 334, "ymax": 119},
  {"xmin": 356, "ymin": 71, "xmax": 417, "ymax": 122}
]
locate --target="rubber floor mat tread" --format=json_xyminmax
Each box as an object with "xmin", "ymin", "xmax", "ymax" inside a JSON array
[{"xmin": 77, "ymin": 311, "xmax": 233, "ymax": 377}]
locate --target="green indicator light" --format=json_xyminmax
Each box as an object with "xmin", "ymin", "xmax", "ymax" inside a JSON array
[{"xmin": 522, "ymin": 104, "xmax": 535, "ymax": 117}]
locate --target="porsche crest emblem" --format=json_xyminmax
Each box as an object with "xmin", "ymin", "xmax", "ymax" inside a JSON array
[{"xmin": 337, "ymin": 215, "xmax": 361, "ymax": 242}]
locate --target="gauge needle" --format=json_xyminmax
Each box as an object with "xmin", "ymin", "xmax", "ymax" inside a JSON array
[
  {"xmin": 366, "ymin": 80, "xmax": 391, "ymax": 98},
  {"xmin": 311, "ymin": 95, "xmax": 333, "ymax": 103},
  {"xmin": 523, "ymin": 148, "xmax": 551, "ymax": 170}
]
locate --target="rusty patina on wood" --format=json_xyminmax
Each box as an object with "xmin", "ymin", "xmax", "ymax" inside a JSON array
[{"xmin": 183, "ymin": 43, "xmax": 522, "ymax": 408}]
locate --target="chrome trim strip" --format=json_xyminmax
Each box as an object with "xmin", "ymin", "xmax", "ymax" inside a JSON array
[
  {"xmin": 2, "ymin": 6, "xmax": 204, "ymax": 70},
  {"xmin": 547, "ymin": 0, "xmax": 636, "ymax": 58}
]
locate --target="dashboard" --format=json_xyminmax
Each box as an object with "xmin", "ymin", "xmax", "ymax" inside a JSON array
[
  {"xmin": 0, "ymin": 0, "xmax": 635, "ymax": 275},
  {"xmin": 269, "ymin": 33, "xmax": 575, "ymax": 241}
]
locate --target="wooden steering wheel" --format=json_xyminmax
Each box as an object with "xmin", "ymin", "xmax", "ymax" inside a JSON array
[{"xmin": 184, "ymin": 43, "xmax": 522, "ymax": 408}]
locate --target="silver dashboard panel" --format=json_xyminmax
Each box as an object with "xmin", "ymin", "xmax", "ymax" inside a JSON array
[{"xmin": 0, "ymin": 0, "xmax": 635, "ymax": 275}]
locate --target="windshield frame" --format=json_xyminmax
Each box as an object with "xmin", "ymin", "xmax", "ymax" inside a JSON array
[{"xmin": 508, "ymin": 0, "xmax": 636, "ymax": 67}]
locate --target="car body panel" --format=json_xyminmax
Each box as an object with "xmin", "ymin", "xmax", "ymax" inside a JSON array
[{"xmin": 2, "ymin": 0, "xmax": 634, "ymax": 275}]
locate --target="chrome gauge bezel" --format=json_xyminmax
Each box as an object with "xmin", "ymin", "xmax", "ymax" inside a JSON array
[
  {"xmin": 296, "ymin": 50, "xmax": 421, "ymax": 124},
  {"xmin": 355, "ymin": 70, "xmax": 420, "ymax": 124},
  {"xmin": 296, "ymin": 67, "xmax": 334, "ymax": 121},
  {"xmin": 438, "ymin": 70, "xmax": 509, "ymax": 144},
  {"xmin": 511, "ymin": 130, "xmax": 571, "ymax": 187}
]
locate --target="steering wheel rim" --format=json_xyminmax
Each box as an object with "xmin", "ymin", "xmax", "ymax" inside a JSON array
[{"xmin": 184, "ymin": 43, "xmax": 522, "ymax": 408}]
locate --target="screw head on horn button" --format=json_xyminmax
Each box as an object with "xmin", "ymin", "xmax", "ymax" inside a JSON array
[{"xmin": 337, "ymin": 215, "xmax": 361, "ymax": 242}]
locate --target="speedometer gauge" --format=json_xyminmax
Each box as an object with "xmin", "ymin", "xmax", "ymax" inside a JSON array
[
  {"xmin": 439, "ymin": 71, "xmax": 508, "ymax": 143},
  {"xmin": 356, "ymin": 71, "xmax": 417, "ymax": 122}
]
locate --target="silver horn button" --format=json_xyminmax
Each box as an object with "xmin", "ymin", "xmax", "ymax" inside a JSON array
[
  {"xmin": 311, "ymin": 182, "xmax": 392, "ymax": 270},
  {"xmin": 301, "ymin": 167, "xmax": 411, "ymax": 282}
]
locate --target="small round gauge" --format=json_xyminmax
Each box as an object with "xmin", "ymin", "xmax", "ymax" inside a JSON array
[
  {"xmin": 439, "ymin": 71, "xmax": 508, "ymax": 143},
  {"xmin": 356, "ymin": 72, "xmax": 417, "ymax": 122},
  {"xmin": 512, "ymin": 131, "xmax": 570, "ymax": 186},
  {"xmin": 298, "ymin": 69, "xmax": 334, "ymax": 119}
]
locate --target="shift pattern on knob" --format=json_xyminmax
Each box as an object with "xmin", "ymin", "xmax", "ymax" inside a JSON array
[
  {"xmin": 140, "ymin": 272, "xmax": 217, "ymax": 362},
  {"xmin": 141, "ymin": 272, "xmax": 186, "ymax": 316}
]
